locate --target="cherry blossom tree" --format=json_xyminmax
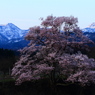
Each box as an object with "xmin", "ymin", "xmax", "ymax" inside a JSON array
[{"xmin": 11, "ymin": 15, "xmax": 95, "ymax": 86}]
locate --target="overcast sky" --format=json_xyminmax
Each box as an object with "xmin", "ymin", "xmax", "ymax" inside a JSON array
[{"xmin": 0, "ymin": 0, "xmax": 95, "ymax": 29}]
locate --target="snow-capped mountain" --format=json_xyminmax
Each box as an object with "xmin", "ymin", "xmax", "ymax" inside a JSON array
[
  {"xmin": 87, "ymin": 22, "xmax": 95, "ymax": 28},
  {"xmin": 82, "ymin": 22, "xmax": 95, "ymax": 33},
  {"xmin": 0, "ymin": 23, "xmax": 28, "ymax": 41},
  {"xmin": 0, "ymin": 23, "xmax": 29, "ymax": 50},
  {"xmin": 82, "ymin": 23, "xmax": 95, "ymax": 44},
  {"xmin": 0, "ymin": 22, "xmax": 95, "ymax": 50}
]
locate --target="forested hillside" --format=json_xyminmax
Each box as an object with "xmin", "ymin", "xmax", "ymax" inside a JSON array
[{"xmin": 0, "ymin": 49, "xmax": 18, "ymax": 77}]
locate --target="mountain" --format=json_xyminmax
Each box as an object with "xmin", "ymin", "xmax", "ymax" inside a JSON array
[
  {"xmin": 0, "ymin": 23, "xmax": 28, "ymax": 40},
  {"xmin": 82, "ymin": 23, "xmax": 95, "ymax": 44},
  {"xmin": 82, "ymin": 23, "xmax": 95, "ymax": 45},
  {"xmin": 0, "ymin": 22, "xmax": 95, "ymax": 50},
  {"xmin": 0, "ymin": 23, "xmax": 29, "ymax": 50},
  {"xmin": 87, "ymin": 23, "xmax": 95, "ymax": 28},
  {"xmin": 82, "ymin": 22, "xmax": 95, "ymax": 33}
]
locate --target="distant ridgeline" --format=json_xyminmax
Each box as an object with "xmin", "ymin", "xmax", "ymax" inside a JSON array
[
  {"xmin": 0, "ymin": 23, "xmax": 29, "ymax": 50},
  {"xmin": 0, "ymin": 23, "xmax": 95, "ymax": 50},
  {"xmin": 0, "ymin": 48, "xmax": 17, "ymax": 74}
]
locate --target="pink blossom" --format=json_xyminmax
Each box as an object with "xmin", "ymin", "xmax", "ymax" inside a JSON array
[{"xmin": 11, "ymin": 15, "xmax": 94, "ymax": 86}]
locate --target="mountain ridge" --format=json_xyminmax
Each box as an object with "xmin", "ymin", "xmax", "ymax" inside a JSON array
[
  {"xmin": 0, "ymin": 23, "xmax": 29, "ymax": 50},
  {"xmin": 0, "ymin": 23, "xmax": 28, "ymax": 40},
  {"xmin": 82, "ymin": 22, "xmax": 95, "ymax": 33},
  {"xmin": 0, "ymin": 23, "xmax": 95, "ymax": 50}
]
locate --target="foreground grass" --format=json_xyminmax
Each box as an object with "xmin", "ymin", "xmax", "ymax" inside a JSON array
[{"xmin": 0, "ymin": 78, "xmax": 94, "ymax": 95}]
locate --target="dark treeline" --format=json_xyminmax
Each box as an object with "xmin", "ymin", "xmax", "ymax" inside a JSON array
[
  {"xmin": 87, "ymin": 46, "xmax": 95, "ymax": 59},
  {"xmin": 0, "ymin": 48, "xmax": 19, "ymax": 75}
]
